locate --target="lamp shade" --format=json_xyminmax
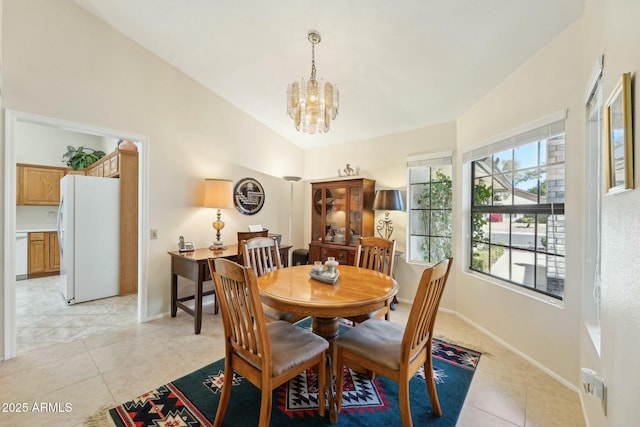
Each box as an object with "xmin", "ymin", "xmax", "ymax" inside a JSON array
[
  {"xmin": 203, "ymin": 179, "xmax": 234, "ymax": 209},
  {"xmin": 372, "ymin": 190, "xmax": 405, "ymax": 211}
]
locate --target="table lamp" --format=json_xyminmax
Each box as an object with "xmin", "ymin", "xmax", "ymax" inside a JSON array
[
  {"xmin": 203, "ymin": 178, "xmax": 234, "ymax": 249},
  {"xmin": 372, "ymin": 189, "xmax": 405, "ymax": 240}
]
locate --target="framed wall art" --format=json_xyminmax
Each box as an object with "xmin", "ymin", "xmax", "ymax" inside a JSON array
[
  {"xmin": 234, "ymin": 177, "xmax": 265, "ymax": 215},
  {"xmin": 604, "ymin": 72, "xmax": 634, "ymax": 194}
]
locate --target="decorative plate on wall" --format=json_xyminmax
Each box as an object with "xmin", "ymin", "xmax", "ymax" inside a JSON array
[{"xmin": 234, "ymin": 177, "xmax": 265, "ymax": 215}]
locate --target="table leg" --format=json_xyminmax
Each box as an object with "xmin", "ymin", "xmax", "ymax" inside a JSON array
[
  {"xmin": 171, "ymin": 273, "xmax": 178, "ymax": 317},
  {"xmin": 326, "ymin": 353, "xmax": 338, "ymax": 423},
  {"xmin": 311, "ymin": 317, "xmax": 340, "ymax": 423},
  {"xmin": 194, "ymin": 270, "xmax": 205, "ymax": 335}
]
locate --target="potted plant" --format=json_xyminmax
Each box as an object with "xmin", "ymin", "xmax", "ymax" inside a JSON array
[{"xmin": 62, "ymin": 145, "xmax": 106, "ymax": 170}]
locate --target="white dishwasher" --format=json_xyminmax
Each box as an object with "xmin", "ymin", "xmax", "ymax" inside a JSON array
[{"xmin": 16, "ymin": 232, "xmax": 28, "ymax": 280}]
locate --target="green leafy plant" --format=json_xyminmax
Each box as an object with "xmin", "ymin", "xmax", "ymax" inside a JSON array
[
  {"xmin": 472, "ymin": 181, "xmax": 492, "ymax": 242},
  {"xmin": 418, "ymin": 169, "xmax": 452, "ymax": 262},
  {"xmin": 62, "ymin": 146, "xmax": 106, "ymax": 170}
]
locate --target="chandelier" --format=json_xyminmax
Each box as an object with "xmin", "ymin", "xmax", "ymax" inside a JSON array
[{"xmin": 287, "ymin": 30, "xmax": 339, "ymax": 134}]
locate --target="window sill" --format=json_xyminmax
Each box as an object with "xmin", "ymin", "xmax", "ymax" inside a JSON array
[{"xmin": 464, "ymin": 269, "xmax": 565, "ymax": 309}]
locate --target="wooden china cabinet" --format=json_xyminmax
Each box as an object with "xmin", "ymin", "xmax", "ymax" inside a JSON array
[{"xmin": 308, "ymin": 178, "xmax": 375, "ymax": 266}]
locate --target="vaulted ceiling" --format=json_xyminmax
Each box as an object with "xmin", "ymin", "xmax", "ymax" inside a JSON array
[{"xmin": 74, "ymin": 0, "xmax": 584, "ymax": 150}]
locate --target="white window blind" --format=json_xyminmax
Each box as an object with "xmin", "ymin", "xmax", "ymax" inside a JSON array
[
  {"xmin": 462, "ymin": 111, "xmax": 567, "ymax": 164},
  {"xmin": 407, "ymin": 152, "xmax": 453, "ymax": 168}
]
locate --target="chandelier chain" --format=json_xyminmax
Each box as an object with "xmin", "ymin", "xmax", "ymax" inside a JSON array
[{"xmin": 310, "ymin": 42, "xmax": 316, "ymax": 81}]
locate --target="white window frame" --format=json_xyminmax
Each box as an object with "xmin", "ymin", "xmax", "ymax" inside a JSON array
[
  {"xmin": 463, "ymin": 111, "xmax": 567, "ymax": 300},
  {"xmin": 584, "ymin": 57, "xmax": 604, "ymax": 356}
]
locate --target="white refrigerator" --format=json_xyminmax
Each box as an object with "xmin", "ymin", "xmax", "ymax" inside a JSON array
[{"xmin": 57, "ymin": 175, "xmax": 120, "ymax": 304}]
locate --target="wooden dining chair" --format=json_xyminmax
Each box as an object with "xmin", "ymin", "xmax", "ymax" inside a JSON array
[
  {"xmin": 236, "ymin": 229, "xmax": 268, "ymax": 266},
  {"xmin": 346, "ymin": 236, "xmax": 396, "ymax": 323},
  {"xmin": 334, "ymin": 258, "xmax": 453, "ymax": 427},
  {"xmin": 242, "ymin": 236, "xmax": 306, "ymax": 323},
  {"xmin": 209, "ymin": 258, "xmax": 328, "ymax": 427}
]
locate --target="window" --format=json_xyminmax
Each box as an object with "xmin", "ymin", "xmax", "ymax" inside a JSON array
[
  {"xmin": 466, "ymin": 116, "xmax": 566, "ymax": 299},
  {"xmin": 407, "ymin": 154, "xmax": 453, "ymax": 264},
  {"xmin": 584, "ymin": 61, "xmax": 603, "ymax": 354}
]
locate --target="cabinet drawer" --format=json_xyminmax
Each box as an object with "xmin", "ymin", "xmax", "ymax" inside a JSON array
[
  {"xmin": 320, "ymin": 247, "xmax": 350, "ymax": 264},
  {"xmin": 308, "ymin": 247, "xmax": 321, "ymax": 264},
  {"xmin": 29, "ymin": 232, "xmax": 46, "ymax": 242}
]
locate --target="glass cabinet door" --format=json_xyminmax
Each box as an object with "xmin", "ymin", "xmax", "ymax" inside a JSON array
[
  {"xmin": 325, "ymin": 186, "xmax": 347, "ymax": 244},
  {"xmin": 349, "ymin": 186, "xmax": 362, "ymax": 244},
  {"xmin": 312, "ymin": 188, "xmax": 324, "ymax": 242}
]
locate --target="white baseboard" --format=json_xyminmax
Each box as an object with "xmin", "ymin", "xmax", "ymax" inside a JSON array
[
  {"xmin": 144, "ymin": 311, "xmax": 169, "ymax": 322},
  {"xmin": 451, "ymin": 310, "xmax": 579, "ymax": 393}
]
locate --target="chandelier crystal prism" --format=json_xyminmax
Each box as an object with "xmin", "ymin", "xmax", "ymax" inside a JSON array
[{"xmin": 287, "ymin": 30, "xmax": 339, "ymax": 134}]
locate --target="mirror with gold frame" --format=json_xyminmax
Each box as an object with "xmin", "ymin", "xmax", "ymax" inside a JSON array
[{"xmin": 604, "ymin": 72, "xmax": 634, "ymax": 194}]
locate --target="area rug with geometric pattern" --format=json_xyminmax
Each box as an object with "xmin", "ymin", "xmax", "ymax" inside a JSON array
[{"xmin": 101, "ymin": 338, "xmax": 480, "ymax": 427}]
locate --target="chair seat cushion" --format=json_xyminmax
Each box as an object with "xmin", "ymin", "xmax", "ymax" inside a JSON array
[
  {"xmin": 267, "ymin": 321, "xmax": 329, "ymax": 377},
  {"xmin": 335, "ymin": 318, "xmax": 405, "ymax": 371}
]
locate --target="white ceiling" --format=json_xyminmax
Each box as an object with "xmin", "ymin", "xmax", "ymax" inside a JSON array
[{"xmin": 74, "ymin": 0, "xmax": 584, "ymax": 150}]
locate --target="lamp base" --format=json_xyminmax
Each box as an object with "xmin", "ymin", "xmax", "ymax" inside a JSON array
[
  {"xmin": 209, "ymin": 241, "xmax": 227, "ymax": 251},
  {"xmin": 376, "ymin": 211, "xmax": 394, "ymax": 240}
]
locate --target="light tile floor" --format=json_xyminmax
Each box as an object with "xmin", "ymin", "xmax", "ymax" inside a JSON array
[
  {"xmin": 1, "ymin": 291, "xmax": 586, "ymax": 427},
  {"xmin": 15, "ymin": 276, "xmax": 138, "ymax": 355}
]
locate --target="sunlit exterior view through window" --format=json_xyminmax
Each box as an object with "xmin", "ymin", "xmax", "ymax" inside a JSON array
[
  {"xmin": 408, "ymin": 160, "xmax": 452, "ymax": 264},
  {"xmin": 470, "ymin": 127, "xmax": 565, "ymax": 299}
]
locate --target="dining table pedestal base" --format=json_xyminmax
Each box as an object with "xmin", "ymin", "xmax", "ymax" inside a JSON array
[{"xmin": 311, "ymin": 317, "xmax": 340, "ymax": 342}]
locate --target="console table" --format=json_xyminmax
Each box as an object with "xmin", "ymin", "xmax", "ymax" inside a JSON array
[{"xmin": 168, "ymin": 244, "xmax": 291, "ymax": 334}]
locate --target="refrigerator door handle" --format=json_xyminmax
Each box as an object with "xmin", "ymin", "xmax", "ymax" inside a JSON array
[{"xmin": 57, "ymin": 197, "xmax": 65, "ymax": 259}]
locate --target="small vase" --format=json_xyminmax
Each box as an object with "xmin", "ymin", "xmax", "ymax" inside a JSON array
[{"xmin": 325, "ymin": 258, "xmax": 339, "ymax": 274}]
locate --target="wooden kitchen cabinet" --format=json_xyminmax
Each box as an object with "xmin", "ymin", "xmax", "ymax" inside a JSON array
[
  {"xmin": 85, "ymin": 160, "xmax": 104, "ymax": 177},
  {"xmin": 308, "ymin": 178, "xmax": 375, "ymax": 265},
  {"xmin": 84, "ymin": 149, "xmax": 125, "ymax": 178},
  {"xmin": 28, "ymin": 233, "xmax": 47, "ymax": 275},
  {"xmin": 17, "ymin": 164, "xmax": 66, "ymax": 206},
  {"xmin": 28, "ymin": 231, "xmax": 59, "ymax": 277},
  {"xmin": 49, "ymin": 232, "xmax": 60, "ymax": 271}
]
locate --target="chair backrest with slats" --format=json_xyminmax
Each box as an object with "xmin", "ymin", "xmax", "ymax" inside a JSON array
[
  {"xmin": 243, "ymin": 237, "xmax": 282, "ymax": 277},
  {"xmin": 237, "ymin": 230, "xmax": 268, "ymax": 265},
  {"xmin": 354, "ymin": 237, "xmax": 396, "ymax": 276},
  {"xmin": 401, "ymin": 258, "xmax": 452, "ymax": 362},
  {"xmin": 210, "ymin": 258, "xmax": 271, "ymax": 370}
]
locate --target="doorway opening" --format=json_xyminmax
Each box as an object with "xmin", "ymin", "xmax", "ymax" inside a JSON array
[{"xmin": 3, "ymin": 110, "xmax": 149, "ymax": 359}]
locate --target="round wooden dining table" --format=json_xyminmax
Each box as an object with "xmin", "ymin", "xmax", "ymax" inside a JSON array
[
  {"xmin": 257, "ymin": 264, "xmax": 398, "ymax": 341},
  {"xmin": 257, "ymin": 264, "xmax": 398, "ymax": 423}
]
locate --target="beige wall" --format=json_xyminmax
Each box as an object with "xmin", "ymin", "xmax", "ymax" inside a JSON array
[
  {"xmin": 1, "ymin": 0, "xmax": 305, "ymax": 356},
  {"xmin": 581, "ymin": 0, "xmax": 640, "ymax": 425}
]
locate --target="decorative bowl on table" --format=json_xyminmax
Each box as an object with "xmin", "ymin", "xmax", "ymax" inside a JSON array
[{"xmin": 309, "ymin": 268, "xmax": 340, "ymax": 285}]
